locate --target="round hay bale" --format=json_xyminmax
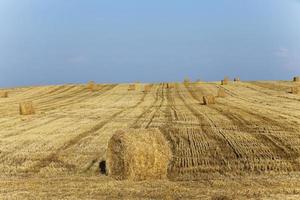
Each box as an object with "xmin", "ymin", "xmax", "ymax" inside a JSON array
[
  {"xmin": 143, "ymin": 85, "xmax": 152, "ymax": 93},
  {"xmin": 128, "ymin": 84, "xmax": 136, "ymax": 91},
  {"xmin": 203, "ymin": 95, "xmax": 215, "ymax": 105},
  {"xmin": 87, "ymin": 81, "xmax": 97, "ymax": 91},
  {"xmin": 183, "ymin": 78, "xmax": 191, "ymax": 85},
  {"xmin": 217, "ymin": 88, "xmax": 226, "ymax": 98},
  {"xmin": 221, "ymin": 77, "xmax": 230, "ymax": 85},
  {"xmin": 293, "ymin": 77, "xmax": 300, "ymax": 82},
  {"xmin": 234, "ymin": 77, "xmax": 240, "ymax": 82},
  {"xmin": 106, "ymin": 129, "xmax": 172, "ymax": 181},
  {"xmin": 221, "ymin": 80, "xmax": 228, "ymax": 85},
  {"xmin": 166, "ymin": 83, "xmax": 174, "ymax": 89},
  {"xmin": 0, "ymin": 91, "xmax": 8, "ymax": 98},
  {"xmin": 19, "ymin": 102, "xmax": 35, "ymax": 115},
  {"xmin": 291, "ymin": 87, "xmax": 299, "ymax": 94}
]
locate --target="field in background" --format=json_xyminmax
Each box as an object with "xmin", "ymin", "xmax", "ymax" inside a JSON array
[{"xmin": 0, "ymin": 80, "xmax": 300, "ymax": 199}]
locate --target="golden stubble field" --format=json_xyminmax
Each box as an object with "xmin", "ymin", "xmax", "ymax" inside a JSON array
[{"xmin": 0, "ymin": 80, "xmax": 300, "ymax": 199}]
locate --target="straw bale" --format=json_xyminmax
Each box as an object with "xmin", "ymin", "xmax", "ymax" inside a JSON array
[{"xmin": 106, "ymin": 129, "xmax": 172, "ymax": 181}]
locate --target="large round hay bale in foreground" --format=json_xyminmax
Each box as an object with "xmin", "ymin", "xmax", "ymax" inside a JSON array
[
  {"xmin": 0, "ymin": 91, "xmax": 8, "ymax": 98},
  {"xmin": 19, "ymin": 102, "xmax": 35, "ymax": 115},
  {"xmin": 106, "ymin": 129, "xmax": 172, "ymax": 181}
]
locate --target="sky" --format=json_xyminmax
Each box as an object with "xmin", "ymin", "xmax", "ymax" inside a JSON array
[{"xmin": 0, "ymin": 0, "xmax": 300, "ymax": 87}]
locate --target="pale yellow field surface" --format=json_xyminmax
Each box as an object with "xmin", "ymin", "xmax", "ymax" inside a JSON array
[{"xmin": 0, "ymin": 81, "xmax": 300, "ymax": 199}]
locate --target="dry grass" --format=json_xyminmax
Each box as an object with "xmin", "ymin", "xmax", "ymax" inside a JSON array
[
  {"xmin": 106, "ymin": 129, "xmax": 171, "ymax": 181},
  {"xmin": 1, "ymin": 174, "xmax": 300, "ymax": 199},
  {"xmin": 217, "ymin": 88, "xmax": 226, "ymax": 98},
  {"xmin": 0, "ymin": 81, "xmax": 300, "ymax": 199},
  {"xmin": 19, "ymin": 101, "xmax": 35, "ymax": 115},
  {"xmin": 0, "ymin": 91, "xmax": 8, "ymax": 98},
  {"xmin": 203, "ymin": 95, "xmax": 216, "ymax": 105}
]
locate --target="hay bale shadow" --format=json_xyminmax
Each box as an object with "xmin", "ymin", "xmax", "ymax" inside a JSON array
[{"xmin": 99, "ymin": 160, "xmax": 106, "ymax": 175}]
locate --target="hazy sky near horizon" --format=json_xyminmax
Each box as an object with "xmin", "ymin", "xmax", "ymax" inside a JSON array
[{"xmin": 0, "ymin": 0, "xmax": 300, "ymax": 87}]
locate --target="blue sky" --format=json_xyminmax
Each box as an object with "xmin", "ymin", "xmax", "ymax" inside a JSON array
[{"xmin": 0, "ymin": 0, "xmax": 300, "ymax": 87}]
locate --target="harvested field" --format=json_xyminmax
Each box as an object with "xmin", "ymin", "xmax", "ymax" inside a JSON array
[{"xmin": 0, "ymin": 81, "xmax": 300, "ymax": 199}]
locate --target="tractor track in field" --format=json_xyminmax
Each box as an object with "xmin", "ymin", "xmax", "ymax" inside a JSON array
[
  {"xmin": 36, "ymin": 86, "xmax": 88, "ymax": 106},
  {"xmin": 0, "ymin": 119, "xmax": 83, "ymax": 165},
  {"xmin": 245, "ymin": 82, "xmax": 300, "ymax": 107},
  {"xmin": 1, "ymin": 117, "xmax": 67, "ymax": 139},
  {"xmin": 129, "ymin": 83, "xmax": 168, "ymax": 129},
  {"xmin": 0, "ymin": 85, "xmax": 118, "ymax": 139},
  {"xmin": 190, "ymin": 84, "xmax": 300, "ymax": 141},
  {"xmin": 220, "ymin": 84, "xmax": 300, "ymax": 117},
  {"xmin": 145, "ymin": 83, "xmax": 166, "ymax": 129},
  {"xmin": 158, "ymin": 84, "xmax": 237, "ymax": 179},
  {"xmin": 130, "ymin": 84, "xmax": 161, "ymax": 129},
  {"xmin": 175, "ymin": 84, "xmax": 239, "ymax": 160},
  {"xmin": 29, "ymin": 86, "xmax": 150, "ymax": 173},
  {"xmin": 39, "ymin": 85, "xmax": 109, "ymax": 109},
  {"xmin": 2, "ymin": 85, "xmax": 77, "ymax": 105},
  {"xmin": 215, "ymin": 85, "xmax": 299, "ymax": 131},
  {"xmin": 158, "ymin": 84, "xmax": 183, "ymax": 178},
  {"xmin": 186, "ymin": 84, "xmax": 300, "ymax": 171},
  {"xmin": 35, "ymin": 85, "xmax": 117, "ymax": 111}
]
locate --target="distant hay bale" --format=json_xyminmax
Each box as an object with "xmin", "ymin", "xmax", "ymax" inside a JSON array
[
  {"xmin": 19, "ymin": 102, "xmax": 35, "ymax": 115},
  {"xmin": 203, "ymin": 95, "xmax": 216, "ymax": 105},
  {"xmin": 234, "ymin": 77, "xmax": 240, "ymax": 82},
  {"xmin": 221, "ymin": 80, "xmax": 228, "ymax": 85},
  {"xmin": 291, "ymin": 87, "xmax": 299, "ymax": 94},
  {"xmin": 128, "ymin": 84, "xmax": 136, "ymax": 91},
  {"xmin": 293, "ymin": 77, "xmax": 300, "ymax": 82},
  {"xmin": 106, "ymin": 129, "xmax": 172, "ymax": 181},
  {"xmin": 183, "ymin": 78, "xmax": 190, "ymax": 84},
  {"xmin": 166, "ymin": 83, "xmax": 174, "ymax": 89},
  {"xmin": 0, "ymin": 91, "xmax": 8, "ymax": 98},
  {"xmin": 217, "ymin": 88, "xmax": 226, "ymax": 98},
  {"xmin": 87, "ymin": 81, "xmax": 97, "ymax": 91},
  {"xmin": 143, "ymin": 85, "xmax": 152, "ymax": 93}
]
